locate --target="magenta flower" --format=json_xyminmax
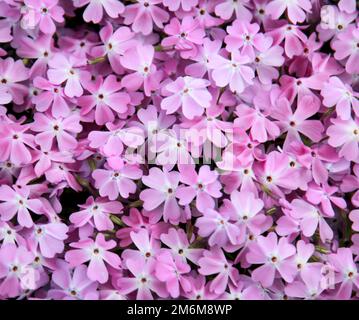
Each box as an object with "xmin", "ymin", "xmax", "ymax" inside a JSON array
[
  {"xmin": 24, "ymin": 0, "xmax": 65, "ymax": 34},
  {"xmin": 155, "ymin": 250, "xmax": 191, "ymax": 298},
  {"xmin": 78, "ymin": 75, "xmax": 130, "ymax": 125},
  {"xmin": 246, "ymin": 232, "xmax": 297, "ymax": 287},
  {"xmin": 120, "ymin": 44, "xmax": 162, "ymax": 97},
  {"xmin": 65, "ymin": 233, "xmax": 121, "ymax": 284},
  {"xmin": 73, "ymin": 0, "xmax": 124, "ymax": 23},
  {"xmin": 123, "ymin": 0, "xmax": 169, "ymax": 35},
  {"xmin": 32, "ymin": 112, "xmax": 82, "ymax": 152},
  {"xmin": 70, "ymin": 196, "xmax": 123, "ymax": 231},
  {"xmin": 0, "ymin": 185, "xmax": 43, "ymax": 228}
]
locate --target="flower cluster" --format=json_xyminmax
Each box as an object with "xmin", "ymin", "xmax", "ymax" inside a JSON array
[{"xmin": 0, "ymin": 0, "xmax": 358, "ymax": 300}]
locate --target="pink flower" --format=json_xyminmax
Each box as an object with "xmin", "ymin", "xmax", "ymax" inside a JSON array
[
  {"xmin": 0, "ymin": 244, "xmax": 37, "ymax": 298},
  {"xmin": 73, "ymin": 0, "xmax": 124, "ymax": 23},
  {"xmin": 140, "ymin": 167, "xmax": 181, "ymax": 224},
  {"xmin": 120, "ymin": 44, "xmax": 162, "ymax": 97},
  {"xmin": 65, "ymin": 233, "xmax": 121, "ymax": 284},
  {"xmin": 32, "ymin": 112, "xmax": 82, "ymax": 152},
  {"xmin": 24, "ymin": 0, "xmax": 64, "ymax": 34},
  {"xmin": 0, "ymin": 57, "xmax": 29, "ymax": 104},
  {"xmin": 47, "ymin": 53, "xmax": 90, "ymax": 98},
  {"xmin": 349, "ymin": 209, "xmax": 359, "ymax": 232},
  {"xmin": 246, "ymin": 232, "xmax": 297, "ymax": 287},
  {"xmin": 198, "ymin": 246, "xmax": 239, "ymax": 294},
  {"xmin": 49, "ymin": 264, "xmax": 99, "ymax": 300},
  {"xmin": 162, "ymin": 17, "xmax": 205, "ymax": 59},
  {"xmin": 162, "ymin": 0, "xmax": 198, "ymax": 12},
  {"xmin": 327, "ymin": 117, "xmax": 359, "ymax": 163},
  {"xmin": 176, "ymin": 164, "xmax": 222, "ymax": 213},
  {"xmin": 321, "ymin": 76, "xmax": 359, "ymax": 120},
  {"xmin": 214, "ymin": 0, "xmax": 252, "ymax": 21},
  {"xmin": 332, "ymin": 25, "xmax": 359, "ymax": 74},
  {"xmin": 155, "ymin": 250, "xmax": 191, "ymax": 298},
  {"xmin": 161, "ymin": 76, "xmax": 212, "ymax": 119},
  {"xmin": 123, "ymin": 0, "xmax": 169, "ymax": 35},
  {"xmin": 78, "ymin": 75, "xmax": 130, "ymax": 125},
  {"xmin": 117, "ymin": 257, "xmax": 168, "ymax": 299},
  {"xmin": 27, "ymin": 222, "xmax": 68, "ymax": 258},
  {"xmin": 266, "ymin": 0, "xmax": 312, "ymax": 24},
  {"xmin": 70, "ymin": 196, "xmax": 123, "ymax": 231},
  {"xmin": 209, "ymin": 50, "xmax": 254, "ymax": 94},
  {"xmin": 92, "ymin": 163, "xmax": 142, "ymax": 200},
  {"xmin": 0, "ymin": 185, "xmax": 43, "ymax": 228}
]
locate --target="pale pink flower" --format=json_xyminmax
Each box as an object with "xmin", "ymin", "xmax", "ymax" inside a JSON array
[
  {"xmin": 266, "ymin": 0, "xmax": 312, "ymax": 24},
  {"xmin": 73, "ymin": 0, "xmax": 124, "ymax": 23}
]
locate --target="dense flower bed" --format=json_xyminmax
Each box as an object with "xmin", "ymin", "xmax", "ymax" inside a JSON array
[{"xmin": 0, "ymin": 0, "xmax": 358, "ymax": 300}]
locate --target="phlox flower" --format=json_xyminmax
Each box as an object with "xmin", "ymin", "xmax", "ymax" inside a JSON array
[
  {"xmin": 341, "ymin": 164, "xmax": 359, "ymax": 207},
  {"xmin": 198, "ymin": 246, "xmax": 239, "ymax": 294},
  {"xmin": 120, "ymin": 44, "xmax": 162, "ymax": 97},
  {"xmin": 155, "ymin": 250, "xmax": 191, "ymax": 298},
  {"xmin": 23, "ymin": 0, "xmax": 64, "ymax": 34},
  {"xmin": 214, "ymin": 0, "xmax": 252, "ymax": 21},
  {"xmin": 32, "ymin": 112, "xmax": 82, "ymax": 152},
  {"xmin": 246, "ymin": 232, "xmax": 297, "ymax": 287},
  {"xmin": 163, "ymin": 0, "xmax": 198, "ymax": 12},
  {"xmin": 78, "ymin": 74, "xmax": 130, "ymax": 125},
  {"xmin": 70, "ymin": 196, "xmax": 123, "ymax": 231},
  {"xmin": 0, "ymin": 185, "xmax": 43, "ymax": 228},
  {"xmin": 266, "ymin": 0, "xmax": 312, "ymax": 24},
  {"xmin": 65, "ymin": 233, "xmax": 121, "ymax": 284},
  {"xmin": 123, "ymin": 0, "xmax": 169, "ymax": 35},
  {"xmin": 73, "ymin": 0, "xmax": 124, "ymax": 24}
]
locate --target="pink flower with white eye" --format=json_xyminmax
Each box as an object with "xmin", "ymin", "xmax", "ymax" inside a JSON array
[
  {"xmin": 123, "ymin": 0, "xmax": 169, "ymax": 35},
  {"xmin": 0, "ymin": 57, "xmax": 29, "ymax": 104},
  {"xmin": 184, "ymin": 38, "xmax": 222, "ymax": 78},
  {"xmin": 32, "ymin": 76, "xmax": 70, "ymax": 118},
  {"xmin": 272, "ymin": 96, "xmax": 324, "ymax": 149},
  {"xmin": 196, "ymin": 208, "xmax": 241, "ymax": 247},
  {"xmin": 88, "ymin": 123, "xmax": 145, "ymax": 158},
  {"xmin": 34, "ymin": 149, "xmax": 74, "ymax": 178},
  {"xmin": 222, "ymin": 191, "xmax": 268, "ymax": 237},
  {"xmin": 73, "ymin": 0, "xmax": 124, "ymax": 23},
  {"xmin": 225, "ymin": 20, "xmax": 263, "ymax": 58},
  {"xmin": 91, "ymin": 23, "xmax": 136, "ymax": 75},
  {"xmin": 328, "ymin": 248, "xmax": 359, "ymax": 300},
  {"xmin": 161, "ymin": 76, "xmax": 212, "ymax": 120},
  {"xmin": 214, "ymin": 0, "xmax": 252, "ymax": 21},
  {"xmin": 122, "ymin": 228, "xmax": 161, "ymax": 263},
  {"xmin": 45, "ymin": 163, "xmax": 82, "ymax": 192},
  {"xmin": 139, "ymin": 167, "xmax": 181, "ymax": 224},
  {"xmin": 266, "ymin": 0, "xmax": 312, "ymax": 24},
  {"xmin": 289, "ymin": 199, "xmax": 333, "ymax": 242},
  {"xmin": 32, "ymin": 112, "xmax": 82, "ymax": 152},
  {"xmin": 65, "ymin": 233, "xmax": 121, "ymax": 284},
  {"xmin": 117, "ymin": 257, "xmax": 168, "ymax": 300},
  {"xmin": 289, "ymin": 240, "xmax": 318, "ymax": 277},
  {"xmin": 209, "ymin": 50, "xmax": 254, "ymax": 94},
  {"xmin": 23, "ymin": 0, "xmax": 64, "ymax": 34},
  {"xmin": 321, "ymin": 77, "xmax": 359, "ymax": 120},
  {"xmin": 155, "ymin": 250, "xmax": 191, "ymax": 298},
  {"xmin": 16, "ymin": 34, "xmax": 54, "ymax": 77},
  {"xmin": 78, "ymin": 75, "xmax": 130, "ymax": 125},
  {"xmin": 0, "ymin": 123, "xmax": 35, "ymax": 166},
  {"xmin": 160, "ymin": 228, "xmax": 204, "ymax": 265},
  {"xmin": 0, "ymin": 185, "xmax": 43, "ymax": 228},
  {"xmin": 253, "ymin": 36, "xmax": 285, "ymax": 84},
  {"xmin": 198, "ymin": 246, "xmax": 239, "ymax": 294},
  {"xmin": 332, "ymin": 25, "xmax": 359, "ymax": 75},
  {"xmin": 162, "ymin": 0, "xmax": 198, "ymax": 12},
  {"xmin": 92, "ymin": 163, "xmax": 142, "ymax": 200},
  {"xmin": 194, "ymin": 0, "xmax": 223, "ymax": 28},
  {"xmin": 246, "ymin": 232, "xmax": 297, "ymax": 288},
  {"xmin": 162, "ymin": 16, "xmax": 205, "ymax": 59},
  {"xmin": 305, "ymin": 182, "xmax": 346, "ymax": 217},
  {"xmin": 0, "ymin": 244, "xmax": 37, "ymax": 298},
  {"xmin": 48, "ymin": 264, "xmax": 99, "ymax": 300},
  {"xmin": 234, "ymin": 103, "xmax": 280, "ymax": 143},
  {"xmin": 327, "ymin": 117, "xmax": 359, "ymax": 163},
  {"xmin": 120, "ymin": 44, "xmax": 162, "ymax": 97},
  {"xmin": 176, "ymin": 164, "xmax": 222, "ymax": 213},
  {"xmin": 69, "ymin": 196, "xmax": 123, "ymax": 231},
  {"xmin": 47, "ymin": 53, "xmax": 90, "ymax": 98},
  {"xmin": 27, "ymin": 222, "xmax": 68, "ymax": 258}
]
